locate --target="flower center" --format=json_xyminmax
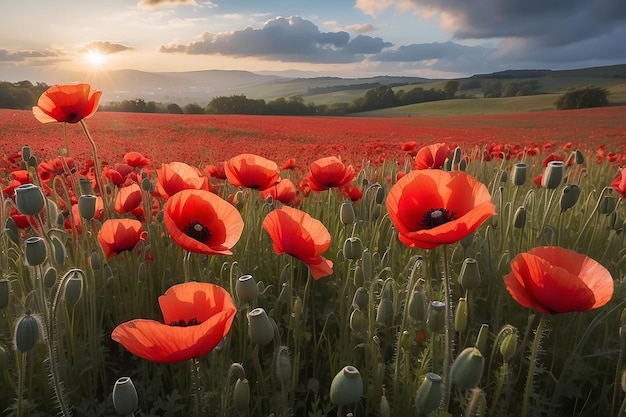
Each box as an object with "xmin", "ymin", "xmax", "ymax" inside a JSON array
[
  {"xmin": 421, "ymin": 208, "xmax": 456, "ymax": 229},
  {"xmin": 184, "ymin": 221, "xmax": 211, "ymax": 243},
  {"xmin": 169, "ymin": 317, "xmax": 200, "ymax": 327},
  {"xmin": 67, "ymin": 112, "xmax": 80, "ymax": 123}
]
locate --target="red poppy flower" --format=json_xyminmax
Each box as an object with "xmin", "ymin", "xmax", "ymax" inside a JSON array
[
  {"xmin": 225, "ymin": 153, "xmax": 280, "ymax": 190},
  {"xmin": 164, "ymin": 189, "xmax": 244, "ymax": 255},
  {"xmin": 32, "ymin": 83, "xmax": 102, "ymax": 124},
  {"xmin": 156, "ymin": 162, "xmax": 213, "ymax": 199},
  {"xmin": 386, "ymin": 169, "xmax": 495, "ymax": 249},
  {"xmin": 281, "ymin": 158, "xmax": 296, "ymax": 170},
  {"xmin": 504, "ymin": 246, "xmax": 614, "ymax": 314},
  {"xmin": 124, "ymin": 151, "xmax": 151, "ymax": 167},
  {"xmin": 112, "ymin": 281, "xmax": 236, "ymax": 363},
  {"xmin": 97, "ymin": 219, "xmax": 145, "ymax": 259},
  {"xmin": 611, "ymin": 167, "xmax": 626, "ymax": 198},
  {"xmin": 262, "ymin": 206, "xmax": 333, "ymax": 280},
  {"xmin": 259, "ymin": 179, "xmax": 297, "ymax": 205},
  {"xmin": 307, "ymin": 156, "xmax": 355, "ymax": 191},
  {"xmin": 203, "ymin": 162, "xmax": 227, "ymax": 180},
  {"xmin": 114, "ymin": 183, "xmax": 143, "ymax": 214},
  {"xmin": 414, "ymin": 143, "xmax": 449, "ymax": 170}
]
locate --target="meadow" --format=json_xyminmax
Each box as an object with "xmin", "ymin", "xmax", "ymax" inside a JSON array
[{"xmin": 1, "ymin": 96, "xmax": 626, "ymax": 417}]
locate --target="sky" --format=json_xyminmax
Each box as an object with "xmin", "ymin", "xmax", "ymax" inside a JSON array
[{"xmin": 1, "ymin": 0, "xmax": 626, "ymax": 82}]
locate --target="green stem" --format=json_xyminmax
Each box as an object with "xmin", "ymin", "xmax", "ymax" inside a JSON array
[
  {"xmin": 440, "ymin": 244, "xmax": 454, "ymax": 412},
  {"xmin": 522, "ymin": 314, "xmax": 547, "ymax": 417},
  {"xmin": 191, "ymin": 358, "xmax": 202, "ymax": 417},
  {"xmin": 80, "ymin": 120, "xmax": 111, "ymax": 219}
]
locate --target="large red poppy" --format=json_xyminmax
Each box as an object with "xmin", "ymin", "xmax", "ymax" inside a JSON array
[
  {"xmin": 112, "ymin": 282, "xmax": 236, "ymax": 363},
  {"xmin": 114, "ymin": 183, "xmax": 143, "ymax": 214},
  {"xmin": 156, "ymin": 162, "xmax": 213, "ymax": 199},
  {"xmin": 262, "ymin": 206, "xmax": 333, "ymax": 280},
  {"xmin": 503, "ymin": 246, "xmax": 614, "ymax": 314},
  {"xmin": 414, "ymin": 143, "xmax": 449, "ymax": 170},
  {"xmin": 163, "ymin": 189, "xmax": 244, "ymax": 255},
  {"xmin": 32, "ymin": 83, "xmax": 102, "ymax": 124},
  {"xmin": 225, "ymin": 153, "xmax": 280, "ymax": 190},
  {"xmin": 386, "ymin": 169, "xmax": 495, "ymax": 249},
  {"xmin": 307, "ymin": 156, "xmax": 355, "ymax": 191},
  {"xmin": 611, "ymin": 167, "xmax": 626, "ymax": 198},
  {"xmin": 97, "ymin": 218, "xmax": 145, "ymax": 259}
]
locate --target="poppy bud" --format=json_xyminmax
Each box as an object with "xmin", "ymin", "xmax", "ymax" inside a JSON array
[
  {"xmin": 340, "ymin": 202, "xmax": 356, "ymax": 225},
  {"xmin": 376, "ymin": 298, "xmax": 394, "ymax": 328},
  {"xmin": 574, "ymin": 149, "xmax": 585, "ymax": 165},
  {"xmin": 4, "ymin": 217, "xmax": 20, "ymax": 246},
  {"xmin": 51, "ymin": 236, "xmax": 66, "ymax": 265},
  {"xmin": 459, "ymin": 158, "xmax": 467, "ymax": 172},
  {"xmin": 112, "ymin": 376, "xmax": 138, "ymax": 416},
  {"xmin": 361, "ymin": 249, "xmax": 372, "ymax": 282},
  {"xmin": 353, "ymin": 264, "xmax": 364, "ymax": 287},
  {"xmin": 498, "ymin": 169, "xmax": 508, "ymax": 183},
  {"xmin": 141, "ymin": 177, "xmax": 153, "ymax": 193},
  {"xmin": 63, "ymin": 269, "xmax": 84, "ymax": 305},
  {"xmin": 89, "ymin": 251, "xmax": 101, "ymax": 270},
  {"xmin": 372, "ymin": 204, "xmax": 381, "ymax": 221},
  {"xmin": 408, "ymin": 286, "xmax": 426, "ymax": 323},
  {"xmin": 400, "ymin": 330, "xmax": 412, "ymax": 350},
  {"xmin": 43, "ymin": 266, "xmax": 58, "ymax": 288},
  {"xmin": 609, "ymin": 212, "xmax": 624, "ymax": 232},
  {"xmin": 475, "ymin": 324, "xmax": 489, "ymax": 356},
  {"xmin": 343, "ymin": 237, "xmax": 364, "ymax": 260},
  {"xmin": 452, "ymin": 146, "xmax": 463, "ymax": 165},
  {"xmin": 24, "ymin": 236, "xmax": 47, "ymax": 266},
  {"xmin": 14, "ymin": 183, "xmax": 45, "ymax": 216},
  {"xmin": 330, "ymin": 365, "xmax": 363, "ymax": 406},
  {"xmin": 247, "ymin": 308, "xmax": 273, "ymax": 346},
  {"xmin": 349, "ymin": 308, "xmax": 366, "ymax": 335},
  {"xmin": 560, "ymin": 184, "xmax": 580, "ymax": 211},
  {"xmin": 14, "ymin": 310, "xmax": 42, "ymax": 353},
  {"xmin": 450, "ymin": 347, "xmax": 485, "ymax": 389},
  {"xmin": 415, "ymin": 372, "xmax": 443, "ymax": 414},
  {"xmin": 22, "ymin": 145, "xmax": 32, "ymax": 161},
  {"xmin": 511, "ymin": 163, "xmax": 527, "ymax": 186},
  {"xmin": 352, "ymin": 287, "xmax": 369, "ymax": 310},
  {"xmin": 0, "ymin": 279, "xmax": 9, "ymax": 310},
  {"xmin": 379, "ymin": 391, "xmax": 391, "ymax": 417},
  {"xmin": 78, "ymin": 194, "xmax": 97, "ymax": 220},
  {"xmin": 599, "ymin": 195, "xmax": 616, "ymax": 215},
  {"xmin": 426, "ymin": 301, "xmax": 445, "ymax": 334},
  {"xmin": 542, "ymin": 161, "xmax": 564, "ymax": 189},
  {"xmin": 292, "ymin": 296, "xmax": 303, "ymax": 321},
  {"xmin": 513, "ymin": 206, "xmax": 527, "ymax": 229},
  {"xmin": 236, "ymin": 274, "xmax": 259, "ymax": 303},
  {"xmin": 375, "ymin": 187, "xmax": 385, "ymax": 205},
  {"xmin": 276, "ymin": 346, "xmax": 292, "ymax": 388},
  {"xmin": 27, "ymin": 155, "xmax": 38, "ymax": 169},
  {"xmin": 455, "ymin": 297, "xmax": 468, "ymax": 333},
  {"xmin": 443, "ymin": 157, "xmax": 453, "ymax": 171},
  {"xmin": 233, "ymin": 378, "xmax": 250, "ymax": 412},
  {"xmin": 499, "ymin": 331, "xmax": 518, "ymax": 361},
  {"xmin": 79, "ymin": 177, "xmax": 94, "ymax": 195},
  {"xmin": 458, "ymin": 258, "xmax": 481, "ymax": 289}
]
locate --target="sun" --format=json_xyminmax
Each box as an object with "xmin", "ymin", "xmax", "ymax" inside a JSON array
[{"xmin": 85, "ymin": 50, "xmax": 107, "ymax": 66}]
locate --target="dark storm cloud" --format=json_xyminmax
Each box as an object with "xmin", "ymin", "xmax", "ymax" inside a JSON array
[
  {"xmin": 160, "ymin": 16, "xmax": 392, "ymax": 63},
  {"xmin": 0, "ymin": 49, "xmax": 59, "ymax": 62},
  {"xmin": 374, "ymin": 42, "xmax": 488, "ymax": 62},
  {"xmin": 83, "ymin": 41, "xmax": 133, "ymax": 55}
]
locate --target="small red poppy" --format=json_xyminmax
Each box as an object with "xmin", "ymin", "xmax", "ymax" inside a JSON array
[
  {"xmin": 281, "ymin": 158, "xmax": 296, "ymax": 171},
  {"xmin": 259, "ymin": 179, "xmax": 297, "ymax": 205},
  {"xmin": 611, "ymin": 167, "xmax": 626, "ymax": 198},
  {"xmin": 124, "ymin": 151, "xmax": 151, "ymax": 167},
  {"xmin": 32, "ymin": 83, "xmax": 102, "ymax": 124},
  {"xmin": 114, "ymin": 183, "xmax": 143, "ymax": 214},
  {"xmin": 307, "ymin": 156, "xmax": 355, "ymax": 191},
  {"xmin": 225, "ymin": 153, "xmax": 280, "ymax": 190},
  {"xmin": 97, "ymin": 218, "xmax": 145, "ymax": 259},
  {"xmin": 163, "ymin": 189, "xmax": 244, "ymax": 255},
  {"xmin": 112, "ymin": 281, "xmax": 236, "ymax": 363},
  {"xmin": 414, "ymin": 143, "xmax": 449, "ymax": 170}
]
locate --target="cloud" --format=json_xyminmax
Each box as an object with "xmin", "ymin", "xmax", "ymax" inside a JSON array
[
  {"xmin": 83, "ymin": 41, "xmax": 133, "ymax": 55},
  {"xmin": 346, "ymin": 23, "xmax": 376, "ymax": 33},
  {"xmin": 160, "ymin": 16, "xmax": 392, "ymax": 63},
  {"xmin": 137, "ymin": 0, "xmax": 197, "ymax": 9},
  {"xmin": 0, "ymin": 49, "xmax": 60, "ymax": 62}
]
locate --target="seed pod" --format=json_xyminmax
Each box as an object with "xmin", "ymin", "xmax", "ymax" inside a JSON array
[
  {"xmin": 63, "ymin": 269, "xmax": 85, "ymax": 305},
  {"xmin": 112, "ymin": 376, "xmax": 138, "ymax": 416},
  {"xmin": 79, "ymin": 177, "xmax": 94, "ymax": 194},
  {"xmin": 560, "ymin": 184, "xmax": 581, "ymax": 211},
  {"xmin": 513, "ymin": 206, "xmax": 527, "ymax": 229},
  {"xmin": 458, "ymin": 258, "xmax": 481, "ymax": 289},
  {"xmin": 340, "ymin": 202, "xmax": 356, "ymax": 225},
  {"xmin": 247, "ymin": 308, "xmax": 273, "ymax": 346},
  {"xmin": 330, "ymin": 365, "xmax": 363, "ymax": 406},
  {"xmin": 21, "ymin": 145, "xmax": 32, "ymax": 161},
  {"xmin": 14, "ymin": 311, "xmax": 42, "ymax": 353},
  {"xmin": 24, "ymin": 236, "xmax": 47, "ymax": 266},
  {"xmin": 343, "ymin": 237, "xmax": 364, "ymax": 260},
  {"xmin": 450, "ymin": 347, "xmax": 485, "ymax": 389},
  {"xmin": 78, "ymin": 194, "xmax": 97, "ymax": 220},
  {"xmin": 415, "ymin": 373, "xmax": 443, "ymax": 414},
  {"xmin": 14, "ymin": 183, "xmax": 45, "ymax": 216},
  {"xmin": 542, "ymin": 161, "xmax": 564, "ymax": 189},
  {"xmin": 511, "ymin": 163, "xmax": 528, "ymax": 186},
  {"xmin": 426, "ymin": 301, "xmax": 445, "ymax": 334},
  {"xmin": 236, "ymin": 274, "xmax": 259, "ymax": 303}
]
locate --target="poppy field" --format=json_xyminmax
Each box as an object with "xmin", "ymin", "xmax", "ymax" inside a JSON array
[{"xmin": 1, "ymin": 84, "xmax": 626, "ymax": 417}]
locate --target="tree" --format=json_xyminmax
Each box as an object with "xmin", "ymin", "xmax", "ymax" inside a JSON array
[
  {"xmin": 182, "ymin": 103, "xmax": 205, "ymax": 114},
  {"xmin": 167, "ymin": 103, "xmax": 183, "ymax": 114},
  {"xmin": 444, "ymin": 80, "xmax": 459, "ymax": 99},
  {"xmin": 555, "ymin": 86, "xmax": 609, "ymax": 110}
]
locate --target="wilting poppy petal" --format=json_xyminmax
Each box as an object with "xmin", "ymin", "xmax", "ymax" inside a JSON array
[
  {"xmin": 225, "ymin": 153, "xmax": 280, "ymax": 190},
  {"xmin": 112, "ymin": 282, "xmax": 236, "ymax": 363},
  {"xmin": 307, "ymin": 156, "xmax": 355, "ymax": 191},
  {"xmin": 503, "ymin": 246, "xmax": 613, "ymax": 314},
  {"xmin": 97, "ymin": 218, "xmax": 145, "ymax": 259},
  {"xmin": 32, "ymin": 83, "xmax": 102, "ymax": 124},
  {"xmin": 386, "ymin": 169, "xmax": 495, "ymax": 249},
  {"xmin": 262, "ymin": 206, "xmax": 333, "ymax": 279},
  {"xmin": 164, "ymin": 189, "xmax": 244, "ymax": 255}
]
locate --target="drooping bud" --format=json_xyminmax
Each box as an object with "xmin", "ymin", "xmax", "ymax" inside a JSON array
[
  {"xmin": 4, "ymin": 217, "xmax": 20, "ymax": 246},
  {"xmin": 89, "ymin": 251, "xmax": 101, "ymax": 270},
  {"xmin": 574, "ymin": 149, "xmax": 585, "ymax": 165},
  {"xmin": 14, "ymin": 310, "xmax": 42, "ymax": 353},
  {"xmin": 379, "ymin": 390, "xmax": 391, "ymax": 417},
  {"xmin": 349, "ymin": 309, "xmax": 366, "ymax": 335},
  {"xmin": 343, "ymin": 237, "xmax": 364, "ymax": 260},
  {"xmin": 233, "ymin": 378, "xmax": 250, "ymax": 413},
  {"xmin": 14, "ymin": 183, "xmax": 45, "ymax": 216},
  {"xmin": 78, "ymin": 194, "xmax": 97, "ymax": 220},
  {"xmin": 459, "ymin": 158, "xmax": 467, "ymax": 172},
  {"xmin": 475, "ymin": 324, "xmax": 489, "ymax": 356},
  {"xmin": 458, "ymin": 258, "xmax": 481, "ymax": 289},
  {"xmin": 24, "ymin": 236, "xmax": 47, "ymax": 266},
  {"xmin": 247, "ymin": 308, "xmax": 274, "ymax": 346},
  {"xmin": 426, "ymin": 301, "xmax": 445, "ymax": 334},
  {"xmin": 513, "ymin": 206, "xmax": 527, "ymax": 229},
  {"xmin": 330, "ymin": 365, "xmax": 363, "ymax": 406},
  {"xmin": 599, "ymin": 195, "xmax": 617, "ymax": 215},
  {"xmin": 511, "ymin": 163, "xmax": 528, "ymax": 186},
  {"xmin": 415, "ymin": 372, "xmax": 443, "ymax": 414},
  {"xmin": 452, "ymin": 146, "xmax": 463, "ymax": 166},
  {"xmin": 340, "ymin": 202, "xmax": 356, "ymax": 225},
  {"xmin": 352, "ymin": 287, "xmax": 369, "ymax": 310},
  {"xmin": 376, "ymin": 298, "xmax": 394, "ymax": 328},
  {"xmin": 560, "ymin": 184, "xmax": 581, "ymax": 211},
  {"xmin": 375, "ymin": 186, "xmax": 385, "ymax": 205},
  {"xmin": 499, "ymin": 330, "xmax": 518, "ymax": 361},
  {"xmin": 112, "ymin": 376, "xmax": 138, "ymax": 416},
  {"xmin": 450, "ymin": 347, "xmax": 485, "ymax": 389},
  {"xmin": 236, "ymin": 274, "xmax": 259, "ymax": 303},
  {"xmin": 361, "ymin": 249, "xmax": 372, "ymax": 282},
  {"xmin": 0, "ymin": 279, "xmax": 10, "ymax": 310},
  {"xmin": 455, "ymin": 297, "xmax": 468, "ymax": 333},
  {"xmin": 542, "ymin": 161, "xmax": 564, "ymax": 189},
  {"xmin": 408, "ymin": 286, "xmax": 427, "ymax": 323},
  {"xmin": 63, "ymin": 269, "xmax": 84, "ymax": 305},
  {"xmin": 460, "ymin": 232, "xmax": 474, "ymax": 248},
  {"xmin": 43, "ymin": 266, "xmax": 58, "ymax": 288},
  {"xmin": 51, "ymin": 236, "xmax": 66, "ymax": 265}
]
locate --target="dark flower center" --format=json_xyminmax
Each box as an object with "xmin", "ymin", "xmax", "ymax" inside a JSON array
[
  {"xmin": 169, "ymin": 317, "xmax": 201, "ymax": 327},
  {"xmin": 184, "ymin": 221, "xmax": 211, "ymax": 243},
  {"xmin": 67, "ymin": 112, "xmax": 80, "ymax": 123},
  {"xmin": 420, "ymin": 208, "xmax": 456, "ymax": 229}
]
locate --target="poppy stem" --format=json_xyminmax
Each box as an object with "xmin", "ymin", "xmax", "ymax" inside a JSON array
[
  {"xmin": 440, "ymin": 244, "xmax": 454, "ymax": 412},
  {"xmin": 79, "ymin": 120, "xmax": 111, "ymax": 219},
  {"xmin": 190, "ymin": 358, "xmax": 202, "ymax": 417},
  {"xmin": 522, "ymin": 314, "xmax": 548, "ymax": 417}
]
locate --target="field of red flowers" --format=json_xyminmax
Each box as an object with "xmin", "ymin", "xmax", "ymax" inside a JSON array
[{"xmin": 1, "ymin": 106, "xmax": 625, "ymax": 173}]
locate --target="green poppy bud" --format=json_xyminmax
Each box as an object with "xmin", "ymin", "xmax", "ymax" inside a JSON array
[
  {"xmin": 141, "ymin": 177, "xmax": 153, "ymax": 193},
  {"xmin": 408, "ymin": 287, "xmax": 427, "ymax": 323},
  {"xmin": 236, "ymin": 274, "xmax": 259, "ymax": 303},
  {"xmin": 475, "ymin": 324, "xmax": 489, "ymax": 356},
  {"xmin": 276, "ymin": 346, "xmax": 292, "ymax": 388},
  {"xmin": 248, "ymin": 308, "xmax": 273, "ymax": 346},
  {"xmin": 330, "ymin": 365, "xmax": 363, "ymax": 406},
  {"xmin": 376, "ymin": 298, "xmax": 394, "ymax": 328},
  {"xmin": 450, "ymin": 347, "xmax": 485, "ymax": 389},
  {"xmin": 14, "ymin": 310, "xmax": 42, "ymax": 353},
  {"xmin": 22, "ymin": 145, "xmax": 32, "ymax": 161},
  {"xmin": 499, "ymin": 331, "xmax": 518, "ymax": 361},
  {"xmin": 511, "ymin": 163, "xmax": 527, "ymax": 186},
  {"xmin": 79, "ymin": 177, "xmax": 94, "ymax": 195},
  {"xmin": 574, "ymin": 149, "xmax": 585, "ymax": 165},
  {"xmin": 453, "ymin": 146, "xmax": 463, "ymax": 165},
  {"xmin": 459, "ymin": 158, "xmax": 467, "ymax": 172},
  {"xmin": 112, "ymin": 376, "xmax": 138, "ymax": 416},
  {"xmin": 375, "ymin": 186, "xmax": 385, "ymax": 205},
  {"xmin": 379, "ymin": 391, "xmax": 391, "ymax": 417},
  {"xmin": 233, "ymin": 378, "xmax": 250, "ymax": 412},
  {"xmin": 443, "ymin": 157, "xmax": 453, "ymax": 171},
  {"xmin": 14, "ymin": 183, "xmax": 45, "ymax": 216},
  {"xmin": 4, "ymin": 217, "xmax": 20, "ymax": 246},
  {"xmin": 343, "ymin": 237, "xmax": 364, "ymax": 260},
  {"xmin": 43, "ymin": 266, "xmax": 58, "ymax": 288},
  {"xmin": 353, "ymin": 264, "xmax": 364, "ymax": 287},
  {"xmin": 599, "ymin": 195, "xmax": 617, "ymax": 215},
  {"xmin": 458, "ymin": 258, "xmax": 481, "ymax": 289},
  {"xmin": 560, "ymin": 184, "xmax": 581, "ymax": 211},
  {"xmin": 24, "ymin": 236, "xmax": 47, "ymax": 266},
  {"xmin": 361, "ymin": 250, "xmax": 372, "ymax": 282},
  {"xmin": 542, "ymin": 161, "xmax": 564, "ymax": 189},
  {"xmin": 400, "ymin": 330, "xmax": 412, "ymax": 350},
  {"xmin": 89, "ymin": 251, "xmax": 101, "ymax": 270},
  {"xmin": 0, "ymin": 279, "xmax": 10, "ymax": 310},
  {"xmin": 63, "ymin": 269, "xmax": 84, "ymax": 305},
  {"xmin": 415, "ymin": 372, "xmax": 443, "ymax": 414},
  {"xmin": 427, "ymin": 301, "xmax": 445, "ymax": 334},
  {"xmin": 51, "ymin": 236, "xmax": 66, "ymax": 266},
  {"xmin": 513, "ymin": 206, "xmax": 527, "ymax": 229},
  {"xmin": 372, "ymin": 204, "xmax": 381, "ymax": 221},
  {"xmin": 455, "ymin": 297, "xmax": 468, "ymax": 333},
  {"xmin": 78, "ymin": 194, "xmax": 97, "ymax": 220},
  {"xmin": 352, "ymin": 287, "xmax": 369, "ymax": 310},
  {"xmin": 340, "ymin": 202, "xmax": 356, "ymax": 225}
]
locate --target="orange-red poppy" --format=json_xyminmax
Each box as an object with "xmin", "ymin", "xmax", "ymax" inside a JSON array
[
  {"xmin": 611, "ymin": 167, "xmax": 626, "ymax": 198},
  {"xmin": 307, "ymin": 156, "xmax": 355, "ymax": 191},
  {"xmin": 97, "ymin": 218, "xmax": 145, "ymax": 259},
  {"xmin": 414, "ymin": 143, "xmax": 449, "ymax": 170},
  {"xmin": 32, "ymin": 83, "xmax": 102, "ymax": 124},
  {"xmin": 156, "ymin": 162, "xmax": 213, "ymax": 199},
  {"xmin": 111, "ymin": 281, "xmax": 236, "ymax": 363},
  {"xmin": 281, "ymin": 158, "xmax": 296, "ymax": 170},
  {"xmin": 124, "ymin": 151, "xmax": 151, "ymax": 167},
  {"xmin": 262, "ymin": 206, "xmax": 333, "ymax": 280},
  {"xmin": 164, "ymin": 189, "xmax": 244, "ymax": 255},
  {"xmin": 386, "ymin": 169, "xmax": 495, "ymax": 249},
  {"xmin": 114, "ymin": 183, "xmax": 143, "ymax": 214},
  {"xmin": 259, "ymin": 179, "xmax": 297, "ymax": 205},
  {"xmin": 503, "ymin": 246, "xmax": 614, "ymax": 314},
  {"xmin": 225, "ymin": 153, "xmax": 280, "ymax": 190}
]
